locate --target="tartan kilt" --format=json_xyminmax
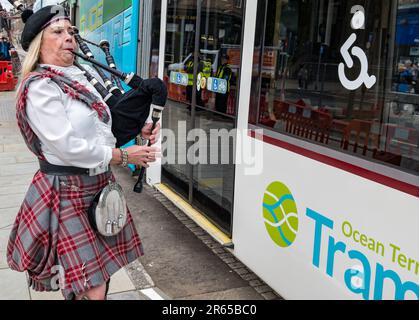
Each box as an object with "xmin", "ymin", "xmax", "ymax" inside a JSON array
[{"xmin": 7, "ymin": 170, "xmax": 144, "ymax": 300}]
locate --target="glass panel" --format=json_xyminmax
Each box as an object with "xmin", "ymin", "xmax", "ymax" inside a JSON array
[
  {"xmin": 249, "ymin": 0, "xmax": 419, "ymax": 175},
  {"xmin": 162, "ymin": 0, "xmax": 197, "ymax": 193},
  {"xmin": 192, "ymin": 111, "xmax": 236, "ymax": 234},
  {"xmin": 149, "ymin": 0, "xmax": 162, "ymax": 78},
  {"xmin": 192, "ymin": 0, "xmax": 242, "ymax": 117},
  {"xmin": 162, "ymin": 104, "xmax": 191, "ymax": 200},
  {"xmin": 164, "ymin": 0, "xmax": 197, "ymax": 105},
  {"xmin": 189, "ymin": 0, "xmax": 244, "ymax": 235},
  {"xmin": 162, "ymin": 0, "xmax": 244, "ymax": 234}
]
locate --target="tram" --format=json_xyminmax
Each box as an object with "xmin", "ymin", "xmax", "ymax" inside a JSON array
[{"xmin": 73, "ymin": 0, "xmax": 418, "ymax": 300}]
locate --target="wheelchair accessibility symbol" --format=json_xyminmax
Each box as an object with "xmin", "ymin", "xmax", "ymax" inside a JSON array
[{"xmin": 338, "ymin": 6, "xmax": 376, "ymax": 91}]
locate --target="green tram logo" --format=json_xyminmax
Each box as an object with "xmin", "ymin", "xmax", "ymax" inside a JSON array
[{"xmin": 263, "ymin": 182, "xmax": 299, "ymax": 248}]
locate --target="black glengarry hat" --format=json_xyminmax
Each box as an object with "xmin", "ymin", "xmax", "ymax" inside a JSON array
[{"xmin": 21, "ymin": 5, "xmax": 70, "ymax": 51}]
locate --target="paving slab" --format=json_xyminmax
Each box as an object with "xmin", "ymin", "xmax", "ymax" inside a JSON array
[
  {"xmin": 0, "ymin": 207, "xmax": 19, "ymax": 229},
  {"xmin": 15, "ymin": 154, "xmax": 37, "ymax": 163},
  {"xmin": 0, "ymin": 136, "xmax": 25, "ymax": 145},
  {"xmin": 108, "ymin": 267, "xmax": 136, "ymax": 294},
  {"xmin": 0, "ymin": 151, "xmax": 33, "ymax": 159},
  {"xmin": 0, "ymin": 268, "xmax": 30, "ymax": 300},
  {"xmin": 0, "ymin": 193, "xmax": 25, "ymax": 209},
  {"xmin": 0, "ymin": 162, "xmax": 38, "ymax": 176},
  {"xmin": 0, "ymin": 229, "xmax": 12, "ymax": 269},
  {"xmin": 0, "ymin": 174, "xmax": 34, "ymax": 186},
  {"xmin": 0, "ymin": 185, "xmax": 28, "ymax": 196},
  {"xmin": 2, "ymin": 144, "xmax": 29, "ymax": 153},
  {"xmin": 107, "ymin": 290, "xmax": 148, "ymax": 300},
  {"xmin": 178, "ymin": 286, "xmax": 264, "ymax": 300},
  {"xmin": 0, "ymin": 157, "xmax": 17, "ymax": 165},
  {"xmin": 30, "ymin": 289, "xmax": 63, "ymax": 300},
  {"xmin": 125, "ymin": 259, "xmax": 155, "ymax": 290}
]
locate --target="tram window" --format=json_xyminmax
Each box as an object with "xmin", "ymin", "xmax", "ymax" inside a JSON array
[
  {"xmin": 149, "ymin": 0, "xmax": 162, "ymax": 78},
  {"xmin": 249, "ymin": 0, "xmax": 419, "ymax": 175}
]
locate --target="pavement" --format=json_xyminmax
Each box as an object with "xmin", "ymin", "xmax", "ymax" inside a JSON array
[{"xmin": 0, "ymin": 81, "xmax": 280, "ymax": 300}]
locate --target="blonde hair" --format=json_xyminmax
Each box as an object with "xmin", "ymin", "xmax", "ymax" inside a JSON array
[{"xmin": 21, "ymin": 30, "xmax": 44, "ymax": 79}]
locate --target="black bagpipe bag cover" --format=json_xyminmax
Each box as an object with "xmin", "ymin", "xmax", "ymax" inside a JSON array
[{"xmin": 110, "ymin": 77, "xmax": 167, "ymax": 147}]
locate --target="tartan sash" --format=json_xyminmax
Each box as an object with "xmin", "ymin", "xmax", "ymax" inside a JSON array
[{"xmin": 16, "ymin": 66, "xmax": 110, "ymax": 160}]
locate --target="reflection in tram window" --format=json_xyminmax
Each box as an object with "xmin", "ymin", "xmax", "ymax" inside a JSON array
[
  {"xmin": 249, "ymin": 0, "xmax": 419, "ymax": 175},
  {"xmin": 164, "ymin": 0, "xmax": 241, "ymax": 116},
  {"xmin": 162, "ymin": 0, "xmax": 245, "ymax": 235}
]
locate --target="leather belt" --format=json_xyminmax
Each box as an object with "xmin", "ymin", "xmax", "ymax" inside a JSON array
[{"xmin": 39, "ymin": 160, "xmax": 99, "ymax": 176}]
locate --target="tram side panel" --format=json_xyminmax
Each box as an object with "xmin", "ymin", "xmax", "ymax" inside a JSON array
[
  {"xmin": 78, "ymin": 1, "xmax": 140, "ymax": 91},
  {"xmin": 232, "ymin": 136, "xmax": 419, "ymax": 300}
]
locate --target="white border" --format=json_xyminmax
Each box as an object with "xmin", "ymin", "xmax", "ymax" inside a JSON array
[{"xmin": 147, "ymin": 0, "xmax": 167, "ymax": 186}]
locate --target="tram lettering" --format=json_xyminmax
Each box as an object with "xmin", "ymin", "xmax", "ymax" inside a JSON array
[
  {"xmin": 374, "ymin": 264, "xmax": 419, "ymax": 300},
  {"xmin": 344, "ymin": 250, "xmax": 371, "ymax": 300},
  {"xmin": 306, "ymin": 209, "xmax": 419, "ymax": 300},
  {"xmin": 342, "ymin": 221, "xmax": 385, "ymax": 257},
  {"xmin": 389, "ymin": 243, "xmax": 419, "ymax": 275},
  {"xmin": 306, "ymin": 208, "xmax": 334, "ymax": 268},
  {"xmin": 326, "ymin": 236, "xmax": 346, "ymax": 277}
]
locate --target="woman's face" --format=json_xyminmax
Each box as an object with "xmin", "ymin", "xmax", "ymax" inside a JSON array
[{"xmin": 39, "ymin": 20, "xmax": 76, "ymax": 67}]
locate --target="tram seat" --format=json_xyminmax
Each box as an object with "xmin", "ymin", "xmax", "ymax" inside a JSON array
[
  {"xmin": 311, "ymin": 110, "xmax": 332, "ymax": 144},
  {"xmin": 274, "ymin": 100, "xmax": 332, "ymax": 144},
  {"xmin": 352, "ymin": 109, "xmax": 377, "ymax": 120}
]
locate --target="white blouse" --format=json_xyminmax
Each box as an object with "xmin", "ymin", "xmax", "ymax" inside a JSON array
[{"xmin": 25, "ymin": 64, "xmax": 116, "ymax": 171}]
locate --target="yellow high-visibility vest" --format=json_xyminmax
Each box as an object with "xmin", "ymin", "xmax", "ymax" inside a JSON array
[
  {"xmin": 185, "ymin": 60, "xmax": 194, "ymax": 86},
  {"xmin": 201, "ymin": 60, "xmax": 212, "ymax": 78}
]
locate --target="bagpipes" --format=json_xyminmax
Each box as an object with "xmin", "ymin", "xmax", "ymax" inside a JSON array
[
  {"xmin": 6, "ymin": 1, "xmax": 24, "ymax": 11},
  {"xmin": 71, "ymin": 27, "xmax": 167, "ymax": 193}
]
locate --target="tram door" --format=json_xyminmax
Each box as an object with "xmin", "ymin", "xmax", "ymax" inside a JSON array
[{"xmin": 162, "ymin": 0, "xmax": 245, "ymax": 235}]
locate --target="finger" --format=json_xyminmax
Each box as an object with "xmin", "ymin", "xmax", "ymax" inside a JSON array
[
  {"xmin": 142, "ymin": 123, "xmax": 153, "ymax": 135},
  {"xmin": 151, "ymin": 130, "xmax": 161, "ymax": 139},
  {"xmin": 152, "ymin": 123, "xmax": 161, "ymax": 135},
  {"xmin": 146, "ymin": 147, "xmax": 160, "ymax": 153},
  {"xmin": 149, "ymin": 135, "xmax": 158, "ymax": 144},
  {"xmin": 144, "ymin": 122, "xmax": 153, "ymax": 129}
]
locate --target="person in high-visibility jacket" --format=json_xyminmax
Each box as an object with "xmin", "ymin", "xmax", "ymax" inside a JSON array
[
  {"xmin": 184, "ymin": 53, "xmax": 211, "ymax": 108},
  {"xmin": 199, "ymin": 58, "xmax": 212, "ymax": 79},
  {"xmin": 215, "ymin": 53, "xmax": 233, "ymax": 114}
]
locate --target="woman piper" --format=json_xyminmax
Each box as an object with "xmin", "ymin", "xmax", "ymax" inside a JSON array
[{"xmin": 7, "ymin": 5, "xmax": 160, "ymax": 300}]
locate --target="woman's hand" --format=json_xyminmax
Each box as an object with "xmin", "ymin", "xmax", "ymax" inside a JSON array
[
  {"xmin": 111, "ymin": 146, "xmax": 160, "ymax": 168},
  {"xmin": 125, "ymin": 145, "xmax": 160, "ymax": 168},
  {"xmin": 141, "ymin": 122, "xmax": 161, "ymax": 145}
]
